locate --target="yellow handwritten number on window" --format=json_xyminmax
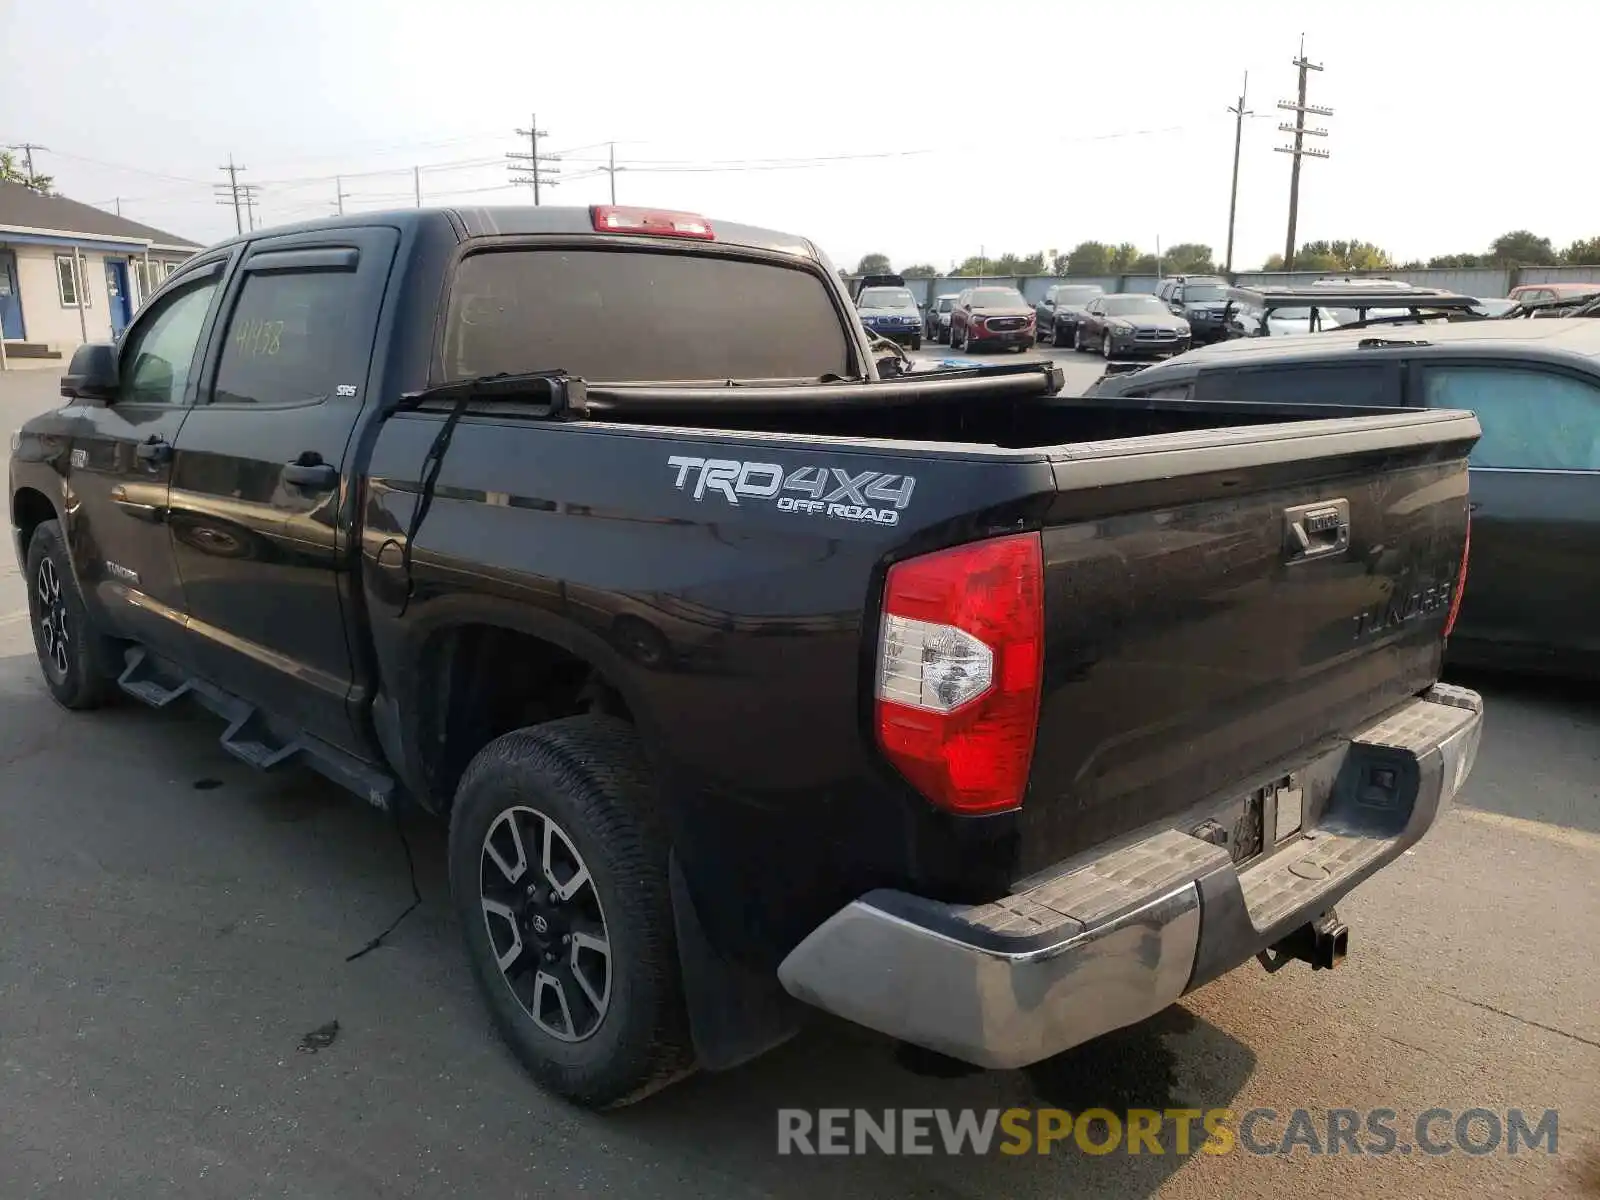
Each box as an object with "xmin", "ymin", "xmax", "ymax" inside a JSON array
[{"xmin": 233, "ymin": 318, "xmax": 284, "ymax": 357}]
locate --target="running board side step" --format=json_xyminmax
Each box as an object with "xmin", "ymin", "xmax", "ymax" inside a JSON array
[{"xmin": 116, "ymin": 647, "xmax": 399, "ymax": 812}]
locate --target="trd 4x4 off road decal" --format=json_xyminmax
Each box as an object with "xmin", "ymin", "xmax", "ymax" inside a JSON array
[{"xmin": 667, "ymin": 456, "xmax": 916, "ymax": 527}]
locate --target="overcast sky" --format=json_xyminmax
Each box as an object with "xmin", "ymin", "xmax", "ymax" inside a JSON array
[{"xmin": 2, "ymin": 0, "xmax": 1592, "ymax": 272}]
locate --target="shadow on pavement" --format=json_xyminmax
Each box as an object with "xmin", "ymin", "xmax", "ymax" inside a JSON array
[
  {"xmin": 1444, "ymin": 666, "xmax": 1600, "ymax": 836},
  {"xmin": 607, "ymin": 1003, "xmax": 1254, "ymax": 1199}
]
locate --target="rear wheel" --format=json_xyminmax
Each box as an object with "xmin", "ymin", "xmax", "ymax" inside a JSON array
[
  {"xmin": 449, "ymin": 716, "xmax": 694, "ymax": 1108},
  {"xmin": 26, "ymin": 519, "xmax": 117, "ymax": 710}
]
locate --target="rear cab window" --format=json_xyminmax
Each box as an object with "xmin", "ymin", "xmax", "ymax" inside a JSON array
[{"xmin": 443, "ymin": 246, "xmax": 854, "ymax": 384}]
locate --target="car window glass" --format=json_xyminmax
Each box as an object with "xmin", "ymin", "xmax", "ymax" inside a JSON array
[
  {"xmin": 1132, "ymin": 382, "xmax": 1195, "ymax": 399},
  {"xmin": 1423, "ymin": 366, "xmax": 1600, "ymax": 471},
  {"xmin": 446, "ymin": 249, "xmax": 851, "ymax": 384},
  {"xmin": 118, "ymin": 278, "xmax": 220, "ymax": 406},
  {"xmin": 1195, "ymin": 364, "xmax": 1397, "ymax": 406},
  {"xmin": 213, "ymin": 268, "xmax": 364, "ymax": 405}
]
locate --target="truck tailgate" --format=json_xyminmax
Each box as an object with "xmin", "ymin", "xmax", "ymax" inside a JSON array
[{"xmin": 1017, "ymin": 410, "xmax": 1476, "ymax": 876}]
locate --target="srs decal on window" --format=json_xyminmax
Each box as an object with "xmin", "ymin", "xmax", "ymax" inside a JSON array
[{"xmin": 667, "ymin": 455, "xmax": 916, "ymax": 527}]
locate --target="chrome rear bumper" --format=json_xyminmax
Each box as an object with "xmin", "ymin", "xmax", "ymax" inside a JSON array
[{"xmin": 778, "ymin": 685, "xmax": 1483, "ymax": 1069}]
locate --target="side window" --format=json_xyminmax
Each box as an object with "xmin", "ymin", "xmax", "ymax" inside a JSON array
[
  {"xmin": 1422, "ymin": 366, "xmax": 1600, "ymax": 471},
  {"xmin": 213, "ymin": 267, "xmax": 362, "ymax": 406},
  {"xmin": 118, "ymin": 278, "xmax": 220, "ymax": 406},
  {"xmin": 1131, "ymin": 382, "xmax": 1195, "ymax": 400},
  {"xmin": 1194, "ymin": 363, "xmax": 1399, "ymax": 406}
]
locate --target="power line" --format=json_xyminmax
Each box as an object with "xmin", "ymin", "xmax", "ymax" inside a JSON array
[
  {"xmin": 507, "ymin": 113, "xmax": 560, "ymax": 204},
  {"xmin": 1275, "ymin": 36, "xmax": 1332, "ymax": 271},
  {"xmin": 5, "ymin": 142, "xmax": 48, "ymax": 180}
]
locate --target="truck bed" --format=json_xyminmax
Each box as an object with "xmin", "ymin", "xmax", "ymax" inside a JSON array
[{"xmin": 373, "ymin": 385, "xmax": 1477, "ymax": 948}]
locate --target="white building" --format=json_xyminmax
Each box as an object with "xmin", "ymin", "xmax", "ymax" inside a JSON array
[{"xmin": 0, "ymin": 179, "xmax": 201, "ymax": 366}]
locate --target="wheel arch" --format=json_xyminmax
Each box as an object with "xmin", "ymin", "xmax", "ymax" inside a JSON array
[
  {"xmin": 390, "ymin": 600, "xmax": 663, "ymax": 815},
  {"xmin": 11, "ymin": 485, "xmax": 59, "ymax": 559}
]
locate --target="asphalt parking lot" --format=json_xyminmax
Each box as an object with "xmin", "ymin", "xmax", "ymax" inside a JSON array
[{"xmin": 2, "ymin": 365, "xmax": 1598, "ymax": 1199}]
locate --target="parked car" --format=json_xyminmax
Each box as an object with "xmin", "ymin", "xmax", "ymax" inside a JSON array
[
  {"xmin": 1089, "ymin": 319, "xmax": 1600, "ymax": 677},
  {"xmin": 855, "ymin": 284, "xmax": 923, "ymax": 348},
  {"xmin": 1222, "ymin": 284, "xmax": 1481, "ymax": 339},
  {"xmin": 1035, "ymin": 283, "xmax": 1105, "ymax": 345},
  {"xmin": 924, "ymin": 292, "xmax": 960, "ymax": 343},
  {"xmin": 1075, "ymin": 292, "xmax": 1192, "ymax": 358},
  {"xmin": 13, "ymin": 203, "xmax": 1481, "ymax": 1112},
  {"xmin": 1503, "ymin": 286, "xmax": 1600, "ymax": 318},
  {"xmin": 1471, "ymin": 298, "xmax": 1516, "ymax": 318},
  {"xmin": 851, "ymin": 271, "xmax": 904, "ymax": 301},
  {"xmin": 948, "ymin": 285, "xmax": 1035, "ymax": 352},
  {"xmin": 1506, "ymin": 282, "xmax": 1600, "ymax": 313},
  {"xmin": 1157, "ymin": 275, "xmax": 1231, "ymax": 344}
]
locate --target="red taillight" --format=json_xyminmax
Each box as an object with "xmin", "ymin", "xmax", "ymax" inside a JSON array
[
  {"xmin": 591, "ymin": 205, "xmax": 714, "ymax": 240},
  {"xmin": 875, "ymin": 532, "xmax": 1044, "ymax": 816},
  {"xmin": 1443, "ymin": 514, "xmax": 1470, "ymax": 639}
]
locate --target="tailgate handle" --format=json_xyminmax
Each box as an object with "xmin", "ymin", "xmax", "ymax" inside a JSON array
[{"xmin": 1284, "ymin": 498, "xmax": 1350, "ymax": 563}]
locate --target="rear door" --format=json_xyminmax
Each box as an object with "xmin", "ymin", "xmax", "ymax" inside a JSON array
[
  {"xmin": 1416, "ymin": 360, "xmax": 1600, "ymax": 668},
  {"xmin": 61, "ymin": 256, "xmax": 229, "ymax": 655},
  {"xmin": 166, "ymin": 226, "xmax": 399, "ymax": 752}
]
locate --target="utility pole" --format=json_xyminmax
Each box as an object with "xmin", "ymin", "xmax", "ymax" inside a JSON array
[
  {"xmin": 215, "ymin": 157, "xmax": 246, "ymax": 235},
  {"xmin": 114, "ymin": 197, "xmax": 122, "ymax": 217},
  {"xmin": 605, "ymin": 141, "xmax": 622, "ymax": 204},
  {"xmin": 6, "ymin": 142, "xmax": 46, "ymax": 181},
  {"xmin": 240, "ymin": 184, "xmax": 260, "ymax": 232},
  {"xmin": 1224, "ymin": 71, "xmax": 1251, "ymax": 275},
  {"xmin": 507, "ymin": 114, "xmax": 561, "ymax": 204},
  {"xmin": 335, "ymin": 175, "xmax": 351, "ymax": 216},
  {"xmin": 414, "ymin": 165, "xmax": 422, "ymax": 208},
  {"xmin": 1275, "ymin": 38, "xmax": 1331, "ymax": 272}
]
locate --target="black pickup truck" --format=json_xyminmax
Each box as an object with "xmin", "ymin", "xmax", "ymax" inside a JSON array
[{"xmin": 10, "ymin": 204, "xmax": 1483, "ymax": 1109}]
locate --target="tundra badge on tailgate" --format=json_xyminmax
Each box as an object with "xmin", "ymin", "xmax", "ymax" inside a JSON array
[{"xmin": 667, "ymin": 456, "xmax": 916, "ymax": 527}]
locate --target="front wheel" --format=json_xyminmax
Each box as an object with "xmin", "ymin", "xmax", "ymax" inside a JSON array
[
  {"xmin": 449, "ymin": 716, "xmax": 694, "ymax": 1108},
  {"xmin": 1102, "ymin": 332, "xmax": 1114, "ymax": 359},
  {"xmin": 911, "ymin": 334, "xmax": 922, "ymax": 350},
  {"xmin": 25, "ymin": 519, "xmax": 117, "ymax": 710},
  {"xmin": 1072, "ymin": 327, "xmax": 1084, "ymax": 353}
]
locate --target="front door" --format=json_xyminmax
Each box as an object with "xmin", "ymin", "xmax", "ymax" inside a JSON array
[
  {"xmin": 0, "ymin": 250, "xmax": 23, "ymax": 339},
  {"xmin": 63, "ymin": 262, "xmax": 228, "ymax": 655},
  {"xmin": 1419, "ymin": 361, "xmax": 1600, "ymax": 669},
  {"xmin": 167, "ymin": 226, "xmax": 399, "ymax": 754},
  {"xmin": 105, "ymin": 259, "xmax": 133, "ymax": 338}
]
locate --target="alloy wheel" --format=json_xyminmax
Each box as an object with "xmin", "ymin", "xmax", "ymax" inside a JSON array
[
  {"xmin": 36, "ymin": 558, "xmax": 70, "ymax": 680},
  {"xmin": 480, "ymin": 805, "xmax": 612, "ymax": 1043}
]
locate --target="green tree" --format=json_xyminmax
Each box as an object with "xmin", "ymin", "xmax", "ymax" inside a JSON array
[
  {"xmin": 1065, "ymin": 241, "xmax": 1112, "ymax": 275},
  {"xmin": 855, "ymin": 252, "xmax": 893, "ymax": 275},
  {"xmin": 1488, "ymin": 230, "xmax": 1557, "ymax": 267},
  {"xmin": 1161, "ymin": 243, "xmax": 1217, "ymax": 274},
  {"xmin": 1562, "ymin": 237, "xmax": 1600, "ymax": 265},
  {"xmin": 950, "ymin": 251, "xmax": 1045, "ymax": 277},
  {"xmin": 1427, "ymin": 252, "xmax": 1483, "ymax": 269},
  {"xmin": 1108, "ymin": 243, "xmax": 1142, "ymax": 272},
  {"xmin": 0, "ymin": 150, "xmax": 52, "ymax": 193},
  {"xmin": 900, "ymin": 262, "xmax": 938, "ymax": 277},
  {"xmin": 1298, "ymin": 240, "xmax": 1393, "ymax": 271}
]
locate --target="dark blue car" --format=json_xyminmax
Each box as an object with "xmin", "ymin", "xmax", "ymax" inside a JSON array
[{"xmin": 855, "ymin": 285, "xmax": 923, "ymax": 349}]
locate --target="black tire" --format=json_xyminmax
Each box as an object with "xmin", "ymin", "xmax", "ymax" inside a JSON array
[
  {"xmin": 911, "ymin": 335, "xmax": 922, "ymax": 350},
  {"xmin": 1102, "ymin": 332, "xmax": 1113, "ymax": 359},
  {"xmin": 1072, "ymin": 326, "xmax": 1084, "ymax": 353},
  {"xmin": 449, "ymin": 716, "xmax": 694, "ymax": 1108},
  {"xmin": 25, "ymin": 519, "xmax": 117, "ymax": 710}
]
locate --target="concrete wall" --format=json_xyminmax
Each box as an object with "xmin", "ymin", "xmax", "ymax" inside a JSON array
[{"xmin": 883, "ymin": 264, "xmax": 1600, "ymax": 308}]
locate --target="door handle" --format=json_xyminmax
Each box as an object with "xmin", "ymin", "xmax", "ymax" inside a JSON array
[
  {"xmin": 282, "ymin": 455, "xmax": 337, "ymax": 489},
  {"xmin": 1283, "ymin": 498, "xmax": 1351, "ymax": 563},
  {"xmin": 1469, "ymin": 501, "xmax": 1482, "ymax": 513},
  {"xmin": 134, "ymin": 437, "xmax": 171, "ymax": 465}
]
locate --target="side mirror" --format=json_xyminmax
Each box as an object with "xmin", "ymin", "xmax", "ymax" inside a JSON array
[{"xmin": 60, "ymin": 343, "xmax": 119, "ymax": 402}]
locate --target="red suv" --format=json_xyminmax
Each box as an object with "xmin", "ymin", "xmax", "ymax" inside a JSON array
[{"xmin": 949, "ymin": 286, "xmax": 1035, "ymax": 352}]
